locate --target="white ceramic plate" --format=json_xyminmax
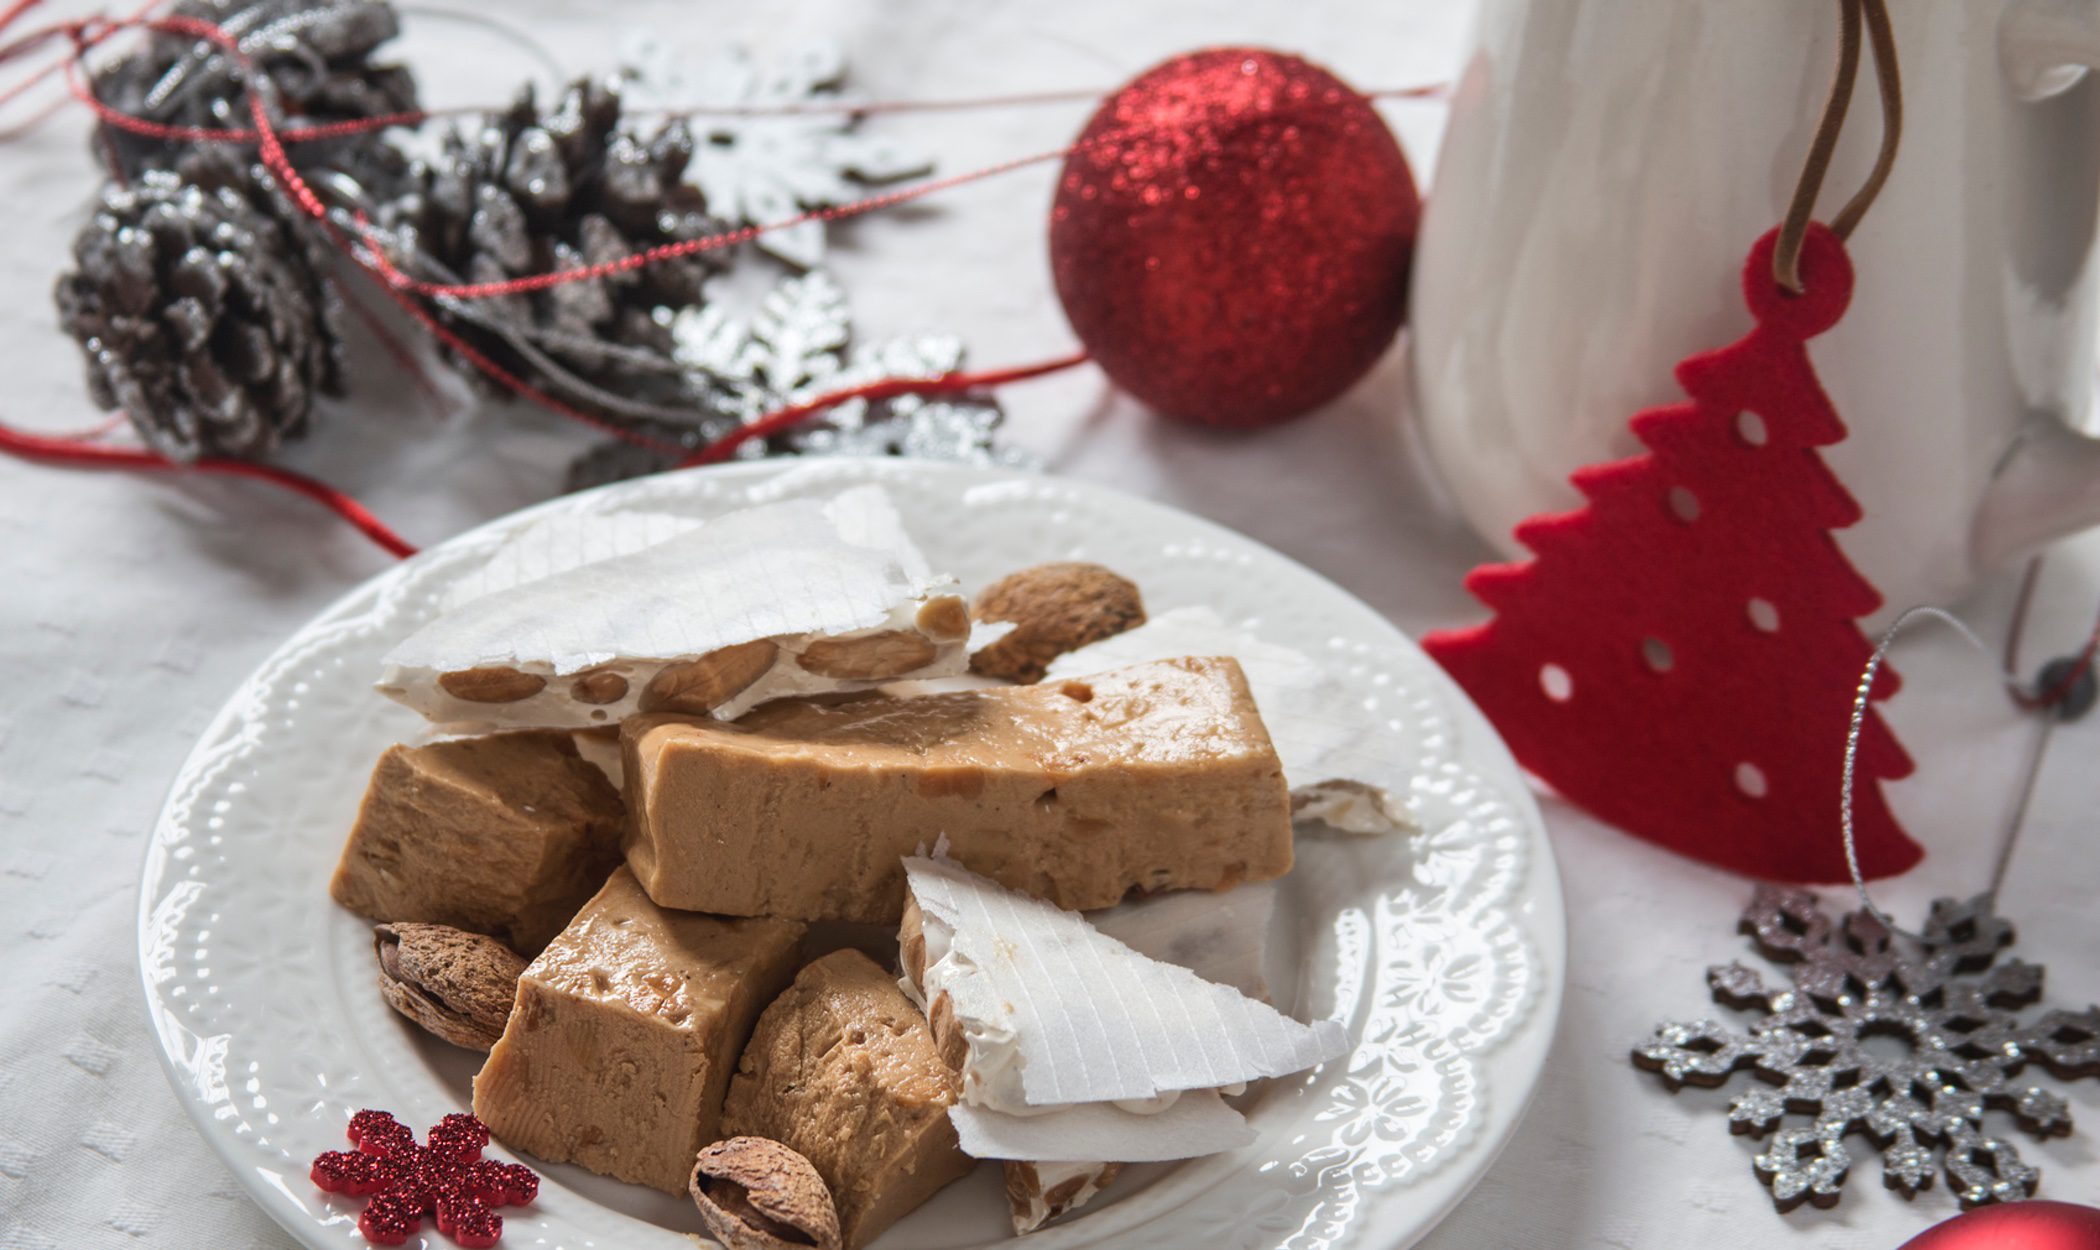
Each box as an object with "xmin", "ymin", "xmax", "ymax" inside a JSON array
[{"xmin": 138, "ymin": 460, "xmax": 1565, "ymax": 1250}]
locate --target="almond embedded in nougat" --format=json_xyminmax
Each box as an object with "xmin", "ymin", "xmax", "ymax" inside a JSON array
[
  {"xmin": 329, "ymin": 730, "xmax": 624, "ymax": 952},
  {"xmin": 722, "ymin": 950, "xmax": 972, "ymax": 1250},
  {"xmin": 795, "ymin": 630, "xmax": 938, "ymax": 679},
  {"xmin": 639, "ymin": 639, "xmax": 780, "ymax": 715},
  {"xmin": 473, "ymin": 867, "xmax": 805, "ymax": 1193},
  {"xmin": 569, "ymin": 668, "xmax": 630, "ymax": 705},
  {"xmin": 438, "ymin": 666, "xmax": 549, "ymax": 703},
  {"xmin": 621, "ymin": 657, "xmax": 1293, "ymax": 922}
]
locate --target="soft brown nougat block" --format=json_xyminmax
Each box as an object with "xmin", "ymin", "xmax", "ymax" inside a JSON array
[
  {"xmin": 721, "ymin": 950, "xmax": 973, "ymax": 1250},
  {"xmin": 473, "ymin": 867, "xmax": 805, "ymax": 1193},
  {"xmin": 623, "ymin": 657, "xmax": 1292, "ymax": 922},
  {"xmin": 329, "ymin": 730, "xmax": 624, "ymax": 951}
]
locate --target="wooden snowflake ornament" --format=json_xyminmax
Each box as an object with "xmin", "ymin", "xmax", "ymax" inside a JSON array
[
  {"xmin": 1634, "ymin": 887, "xmax": 2100, "ymax": 1212},
  {"xmin": 311, "ymin": 1110, "xmax": 538, "ymax": 1247},
  {"xmin": 1423, "ymin": 224, "xmax": 1919, "ymax": 881}
]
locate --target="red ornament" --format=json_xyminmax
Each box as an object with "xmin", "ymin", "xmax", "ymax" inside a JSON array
[
  {"xmin": 1049, "ymin": 47, "xmax": 1419, "ymax": 428},
  {"xmin": 1898, "ymin": 1203, "xmax": 2100, "ymax": 1250},
  {"xmin": 311, "ymin": 1109, "xmax": 537, "ymax": 1248},
  {"xmin": 1423, "ymin": 224, "xmax": 1920, "ymax": 882}
]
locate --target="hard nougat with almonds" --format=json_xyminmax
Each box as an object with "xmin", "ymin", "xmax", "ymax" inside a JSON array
[
  {"xmin": 473, "ymin": 867, "xmax": 805, "ymax": 1193},
  {"xmin": 622, "ymin": 657, "xmax": 1292, "ymax": 922},
  {"xmin": 720, "ymin": 950, "xmax": 973, "ymax": 1250}
]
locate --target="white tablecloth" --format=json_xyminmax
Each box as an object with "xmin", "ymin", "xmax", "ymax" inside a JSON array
[{"xmin": 4, "ymin": 2, "xmax": 2096, "ymax": 1247}]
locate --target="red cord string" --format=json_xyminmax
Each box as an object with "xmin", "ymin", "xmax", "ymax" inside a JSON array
[
  {"xmin": 0, "ymin": 420, "xmax": 418, "ymax": 556},
  {"xmin": 45, "ymin": 16, "xmax": 1444, "ymax": 306},
  {"xmin": 38, "ymin": 411, "xmax": 124, "ymax": 441},
  {"xmin": 342, "ymin": 228, "xmax": 690, "ymax": 454},
  {"xmin": 345, "ymin": 91, "xmax": 1435, "ymax": 304},
  {"xmin": 0, "ymin": 344, "xmax": 1085, "ymax": 562},
  {"xmin": 64, "ymin": 69, "xmax": 431, "ymax": 143},
  {"xmin": 129, "ymin": 15, "xmax": 705, "ymax": 456},
  {"xmin": 0, "ymin": 0, "xmax": 40, "ymax": 31},
  {"xmin": 50, "ymin": 12, "xmax": 1107, "ymax": 464},
  {"xmin": 360, "ymin": 144, "xmax": 1076, "ymax": 300},
  {"xmin": 678, "ymin": 351, "xmax": 1091, "ymax": 468},
  {"xmin": 0, "ymin": 10, "xmax": 1100, "ymax": 560},
  {"xmin": 0, "ymin": 7, "xmax": 1443, "ymax": 563}
]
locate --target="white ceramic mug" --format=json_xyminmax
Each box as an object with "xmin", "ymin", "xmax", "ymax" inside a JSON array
[{"xmin": 1410, "ymin": 0, "xmax": 2100, "ymax": 614}]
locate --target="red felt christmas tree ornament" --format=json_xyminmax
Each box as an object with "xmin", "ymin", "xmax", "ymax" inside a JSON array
[
  {"xmin": 1425, "ymin": 1, "xmax": 1923, "ymax": 883},
  {"xmin": 1049, "ymin": 48, "xmax": 1420, "ymax": 429},
  {"xmin": 1423, "ymin": 223, "xmax": 1919, "ymax": 882}
]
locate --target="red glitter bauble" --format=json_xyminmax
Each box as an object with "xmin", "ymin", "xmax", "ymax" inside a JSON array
[
  {"xmin": 1897, "ymin": 1203, "xmax": 2100, "ymax": 1250},
  {"xmin": 1049, "ymin": 47, "xmax": 1419, "ymax": 428}
]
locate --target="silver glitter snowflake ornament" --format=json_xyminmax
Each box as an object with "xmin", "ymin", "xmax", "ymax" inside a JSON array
[
  {"xmin": 672, "ymin": 269, "xmax": 1027, "ymax": 461},
  {"xmin": 617, "ymin": 37, "xmax": 932, "ymax": 268},
  {"xmin": 566, "ymin": 270, "xmax": 1033, "ymax": 491},
  {"xmin": 1634, "ymin": 886, "xmax": 2100, "ymax": 1213}
]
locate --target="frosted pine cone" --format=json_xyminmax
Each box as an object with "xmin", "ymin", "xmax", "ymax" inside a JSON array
[
  {"xmin": 350, "ymin": 77, "xmax": 723, "ymax": 424},
  {"xmin": 89, "ymin": 0, "xmax": 417, "ymax": 181},
  {"xmin": 55, "ymin": 147, "xmax": 346, "ymax": 461}
]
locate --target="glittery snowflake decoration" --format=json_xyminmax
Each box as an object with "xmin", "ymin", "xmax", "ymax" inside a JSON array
[
  {"xmin": 567, "ymin": 269, "xmax": 1033, "ymax": 490},
  {"xmin": 311, "ymin": 1110, "xmax": 537, "ymax": 1248},
  {"xmin": 618, "ymin": 36, "xmax": 931, "ymax": 268},
  {"xmin": 1633, "ymin": 886, "xmax": 2100, "ymax": 1213}
]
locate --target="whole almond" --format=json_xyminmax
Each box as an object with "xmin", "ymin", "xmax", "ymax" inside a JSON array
[
  {"xmin": 438, "ymin": 666, "xmax": 548, "ymax": 703},
  {"xmin": 796, "ymin": 630, "xmax": 938, "ymax": 680},
  {"xmin": 641, "ymin": 640, "xmax": 779, "ymax": 714},
  {"xmin": 374, "ymin": 923, "xmax": 527, "ymax": 1052},
  {"xmin": 691, "ymin": 1137, "xmax": 842, "ymax": 1250},
  {"xmin": 970, "ymin": 563, "xmax": 1146, "ymax": 683}
]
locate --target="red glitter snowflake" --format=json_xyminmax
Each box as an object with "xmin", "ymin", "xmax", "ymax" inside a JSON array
[{"xmin": 311, "ymin": 1110, "xmax": 538, "ymax": 1248}]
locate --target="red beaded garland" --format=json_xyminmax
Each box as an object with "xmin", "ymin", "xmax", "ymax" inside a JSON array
[
  {"xmin": 1050, "ymin": 47, "xmax": 1420, "ymax": 428},
  {"xmin": 311, "ymin": 1110, "xmax": 535, "ymax": 1248}
]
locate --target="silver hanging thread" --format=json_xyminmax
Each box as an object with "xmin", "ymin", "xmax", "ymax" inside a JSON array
[{"xmin": 1839, "ymin": 592, "xmax": 2099, "ymax": 938}]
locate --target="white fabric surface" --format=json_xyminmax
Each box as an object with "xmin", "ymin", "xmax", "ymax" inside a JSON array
[{"xmin": 3, "ymin": 2, "xmax": 2097, "ymax": 1247}]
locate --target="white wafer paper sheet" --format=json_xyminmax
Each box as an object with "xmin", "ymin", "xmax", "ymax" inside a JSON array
[
  {"xmin": 950, "ymin": 882, "xmax": 1276, "ymax": 1162},
  {"xmin": 440, "ymin": 511, "xmax": 703, "ymax": 611},
  {"xmin": 377, "ymin": 487, "xmax": 967, "ymax": 727},
  {"xmin": 390, "ymin": 488, "xmax": 934, "ymax": 673},
  {"xmin": 1046, "ymin": 605, "xmax": 1417, "ymax": 834},
  {"xmin": 903, "ymin": 857, "xmax": 1344, "ymax": 1108}
]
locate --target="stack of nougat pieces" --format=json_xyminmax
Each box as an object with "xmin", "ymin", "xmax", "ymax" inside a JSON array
[{"xmin": 328, "ymin": 488, "xmax": 1381, "ymax": 1246}]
